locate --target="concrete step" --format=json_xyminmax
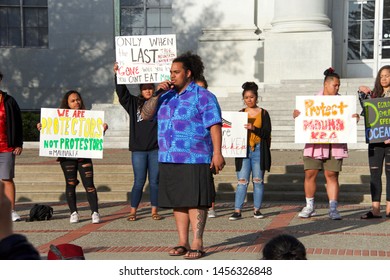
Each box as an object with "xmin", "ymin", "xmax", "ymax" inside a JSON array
[
  {"xmin": 13, "ymin": 175, "xmax": 376, "ymax": 189},
  {"xmin": 15, "ymin": 187, "xmax": 376, "ymax": 204},
  {"xmin": 216, "ymin": 191, "xmax": 376, "ymax": 204},
  {"xmin": 13, "ymin": 161, "xmax": 384, "ymax": 204}
]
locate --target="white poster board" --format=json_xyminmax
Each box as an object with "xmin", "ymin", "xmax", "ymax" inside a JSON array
[
  {"xmin": 115, "ymin": 34, "xmax": 177, "ymax": 84},
  {"xmin": 39, "ymin": 108, "xmax": 105, "ymax": 159},
  {"xmin": 222, "ymin": 111, "xmax": 248, "ymax": 158},
  {"xmin": 295, "ymin": 96, "xmax": 357, "ymax": 144}
]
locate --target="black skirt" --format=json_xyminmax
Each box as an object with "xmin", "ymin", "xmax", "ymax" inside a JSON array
[{"xmin": 158, "ymin": 163, "xmax": 215, "ymax": 208}]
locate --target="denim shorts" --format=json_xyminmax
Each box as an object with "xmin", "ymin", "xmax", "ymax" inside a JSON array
[{"xmin": 303, "ymin": 156, "xmax": 343, "ymax": 172}]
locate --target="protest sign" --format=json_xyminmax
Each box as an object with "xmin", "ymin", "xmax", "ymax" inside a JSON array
[
  {"xmin": 115, "ymin": 34, "xmax": 176, "ymax": 84},
  {"xmin": 222, "ymin": 111, "xmax": 248, "ymax": 158},
  {"xmin": 295, "ymin": 95, "xmax": 357, "ymax": 144},
  {"xmin": 363, "ymin": 97, "xmax": 390, "ymax": 143},
  {"xmin": 39, "ymin": 108, "xmax": 105, "ymax": 159}
]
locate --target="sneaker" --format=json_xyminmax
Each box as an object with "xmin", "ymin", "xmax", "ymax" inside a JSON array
[
  {"xmin": 11, "ymin": 210, "xmax": 21, "ymax": 222},
  {"xmin": 70, "ymin": 211, "xmax": 79, "ymax": 223},
  {"xmin": 328, "ymin": 208, "xmax": 342, "ymax": 220},
  {"xmin": 298, "ymin": 206, "xmax": 317, "ymax": 218},
  {"xmin": 91, "ymin": 212, "xmax": 101, "ymax": 224},
  {"xmin": 208, "ymin": 209, "xmax": 217, "ymax": 218},
  {"xmin": 253, "ymin": 210, "xmax": 264, "ymax": 219},
  {"xmin": 229, "ymin": 212, "xmax": 242, "ymax": 220}
]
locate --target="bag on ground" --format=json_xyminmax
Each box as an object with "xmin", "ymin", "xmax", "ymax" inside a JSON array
[{"xmin": 27, "ymin": 204, "xmax": 53, "ymax": 221}]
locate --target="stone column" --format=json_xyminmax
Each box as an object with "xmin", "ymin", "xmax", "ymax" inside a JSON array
[
  {"xmin": 271, "ymin": 0, "xmax": 330, "ymax": 33},
  {"xmin": 197, "ymin": 0, "xmax": 263, "ymax": 98},
  {"xmin": 264, "ymin": 0, "xmax": 333, "ymax": 83}
]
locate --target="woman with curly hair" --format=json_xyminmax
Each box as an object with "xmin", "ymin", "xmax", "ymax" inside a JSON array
[
  {"xmin": 38, "ymin": 90, "xmax": 108, "ymax": 224},
  {"xmin": 358, "ymin": 65, "xmax": 390, "ymax": 219}
]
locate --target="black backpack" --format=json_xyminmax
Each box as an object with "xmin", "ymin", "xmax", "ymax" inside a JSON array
[{"xmin": 27, "ymin": 204, "xmax": 53, "ymax": 222}]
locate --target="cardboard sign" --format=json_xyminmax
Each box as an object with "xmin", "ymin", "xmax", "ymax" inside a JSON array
[
  {"xmin": 39, "ymin": 108, "xmax": 105, "ymax": 159},
  {"xmin": 295, "ymin": 96, "xmax": 357, "ymax": 144},
  {"xmin": 222, "ymin": 111, "xmax": 248, "ymax": 158},
  {"xmin": 363, "ymin": 97, "xmax": 390, "ymax": 143},
  {"xmin": 115, "ymin": 34, "xmax": 177, "ymax": 84}
]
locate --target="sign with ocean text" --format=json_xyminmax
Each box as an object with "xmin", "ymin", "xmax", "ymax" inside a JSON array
[
  {"xmin": 222, "ymin": 111, "xmax": 248, "ymax": 158},
  {"xmin": 295, "ymin": 96, "xmax": 357, "ymax": 144},
  {"xmin": 363, "ymin": 97, "xmax": 390, "ymax": 143},
  {"xmin": 115, "ymin": 34, "xmax": 177, "ymax": 84},
  {"xmin": 39, "ymin": 108, "xmax": 105, "ymax": 159}
]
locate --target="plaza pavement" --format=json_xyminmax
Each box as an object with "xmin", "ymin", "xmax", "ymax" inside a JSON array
[{"xmin": 11, "ymin": 149, "xmax": 390, "ymax": 260}]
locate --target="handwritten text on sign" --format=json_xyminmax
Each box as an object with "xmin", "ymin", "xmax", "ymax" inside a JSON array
[
  {"xmin": 363, "ymin": 98, "xmax": 390, "ymax": 143},
  {"xmin": 222, "ymin": 111, "xmax": 248, "ymax": 158},
  {"xmin": 39, "ymin": 108, "xmax": 105, "ymax": 159},
  {"xmin": 295, "ymin": 96, "xmax": 357, "ymax": 144},
  {"xmin": 115, "ymin": 34, "xmax": 177, "ymax": 84}
]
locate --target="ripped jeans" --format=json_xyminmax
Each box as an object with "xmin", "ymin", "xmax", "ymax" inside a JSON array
[
  {"xmin": 368, "ymin": 143, "xmax": 390, "ymax": 202},
  {"xmin": 59, "ymin": 158, "xmax": 98, "ymax": 214},
  {"xmin": 234, "ymin": 143, "xmax": 265, "ymax": 210}
]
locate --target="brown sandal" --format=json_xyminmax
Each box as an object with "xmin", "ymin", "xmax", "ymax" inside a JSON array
[
  {"xmin": 184, "ymin": 249, "xmax": 206, "ymax": 259},
  {"xmin": 152, "ymin": 214, "xmax": 162, "ymax": 220},
  {"xmin": 127, "ymin": 214, "xmax": 137, "ymax": 221},
  {"xmin": 169, "ymin": 246, "xmax": 188, "ymax": 256}
]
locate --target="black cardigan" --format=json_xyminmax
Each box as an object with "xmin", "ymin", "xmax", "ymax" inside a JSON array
[
  {"xmin": 114, "ymin": 76, "xmax": 158, "ymax": 152},
  {"xmin": 1, "ymin": 91, "xmax": 23, "ymax": 148},
  {"xmin": 235, "ymin": 108, "xmax": 272, "ymax": 172}
]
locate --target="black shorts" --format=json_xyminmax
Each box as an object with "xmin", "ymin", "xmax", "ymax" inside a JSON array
[{"xmin": 158, "ymin": 163, "xmax": 215, "ymax": 208}]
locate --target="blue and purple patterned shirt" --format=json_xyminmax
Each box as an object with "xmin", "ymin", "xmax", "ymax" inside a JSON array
[{"xmin": 157, "ymin": 81, "xmax": 222, "ymax": 164}]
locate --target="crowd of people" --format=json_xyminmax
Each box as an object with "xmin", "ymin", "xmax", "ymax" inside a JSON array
[{"xmin": 2, "ymin": 58, "xmax": 390, "ymax": 260}]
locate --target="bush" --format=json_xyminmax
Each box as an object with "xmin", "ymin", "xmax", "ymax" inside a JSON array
[{"xmin": 22, "ymin": 111, "xmax": 40, "ymax": 141}]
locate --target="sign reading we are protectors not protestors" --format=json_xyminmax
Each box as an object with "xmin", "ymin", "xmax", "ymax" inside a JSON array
[{"xmin": 39, "ymin": 108, "xmax": 105, "ymax": 159}]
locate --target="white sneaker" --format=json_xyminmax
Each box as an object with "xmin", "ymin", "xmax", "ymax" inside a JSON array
[
  {"xmin": 12, "ymin": 210, "xmax": 21, "ymax": 222},
  {"xmin": 70, "ymin": 211, "xmax": 79, "ymax": 223},
  {"xmin": 208, "ymin": 209, "xmax": 217, "ymax": 218},
  {"xmin": 329, "ymin": 208, "xmax": 342, "ymax": 220},
  {"xmin": 91, "ymin": 212, "xmax": 101, "ymax": 224},
  {"xmin": 298, "ymin": 206, "xmax": 317, "ymax": 218}
]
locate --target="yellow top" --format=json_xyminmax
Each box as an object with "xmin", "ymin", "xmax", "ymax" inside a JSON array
[{"xmin": 246, "ymin": 108, "xmax": 262, "ymax": 151}]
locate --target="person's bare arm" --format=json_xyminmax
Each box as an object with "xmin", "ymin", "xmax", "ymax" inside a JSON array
[
  {"xmin": 141, "ymin": 80, "xmax": 171, "ymax": 120},
  {"xmin": 209, "ymin": 124, "xmax": 225, "ymax": 174},
  {"xmin": 141, "ymin": 96, "xmax": 160, "ymax": 120}
]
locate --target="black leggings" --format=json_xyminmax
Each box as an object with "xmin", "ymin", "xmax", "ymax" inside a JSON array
[
  {"xmin": 368, "ymin": 143, "xmax": 390, "ymax": 202},
  {"xmin": 60, "ymin": 158, "xmax": 98, "ymax": 214}
]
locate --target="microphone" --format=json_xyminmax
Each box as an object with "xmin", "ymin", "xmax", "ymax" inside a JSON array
[
  {"xmin": 152, "ymin": 82, "xmax": 172, "ymax": 97},
  {"xmin": 152, "ymin": 88, "xmax": 166, "ymax": 97}
]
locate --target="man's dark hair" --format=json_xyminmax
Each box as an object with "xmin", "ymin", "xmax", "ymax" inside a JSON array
[
  {"xmin": 173, "ymin": 51, "xmax": 204, "ymax": 82},
  {"xmin": 262, "ymin": 234, "xmax": 307, "ymax": 260}
]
